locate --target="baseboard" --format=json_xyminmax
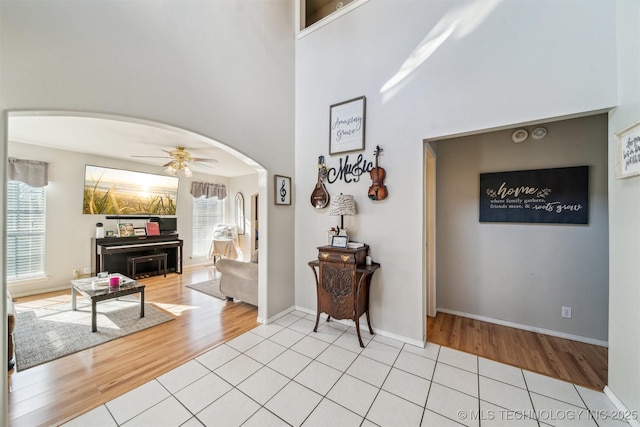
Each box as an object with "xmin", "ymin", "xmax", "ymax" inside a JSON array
[
  {"xmin": 263, "ymin": 305, "xmax": 296, "ymax": 324},
  {"xmin": 9, "ymin": 284, "xmax": 69, "ymax": 299},
  {"xmin": 604, "ymin": 386, "xmax": 640, "ymax": 427},
  {"xmin": 437, "ymin": 308, "xmax": 608, "ymax": 347},
  {"xmin": 294, "ymin": 305, "xmax": 425, "ymax": 348}
]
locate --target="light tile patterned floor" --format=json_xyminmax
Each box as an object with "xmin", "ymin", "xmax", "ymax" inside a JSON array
[{"xmin": 62, "ymin": 311, "xmax": 631, "ymax": 427}]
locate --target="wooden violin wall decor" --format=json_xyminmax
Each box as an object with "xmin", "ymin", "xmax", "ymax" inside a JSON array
[
  {"xmin": 310, "ymin": 155, "xmax": 331, "ymax": 208},
  {"xmin": 368, "ymin": 145, "xmax": 388, "ymax": 200}
]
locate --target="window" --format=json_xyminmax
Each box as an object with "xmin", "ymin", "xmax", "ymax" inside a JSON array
[
  {"xmin": 192, "ymin": 196, "xmax": 225, "ymax": 257},
  {"xmin": 6, "ymin": 181, "xmax": 46, "ymax": 280}
]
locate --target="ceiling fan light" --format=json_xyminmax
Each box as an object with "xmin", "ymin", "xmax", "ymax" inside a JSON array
[
  {"xmin": 164, "ymin": 164, "xmax": 177, "ymax": 176},
  {"xmin": 183, "ymin": 166, "xmax": 193, "ymax": 177}
]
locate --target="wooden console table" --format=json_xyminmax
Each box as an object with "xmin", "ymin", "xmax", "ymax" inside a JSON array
[{"xmin": 308, "ymin": 245, "xmax": 380, "ymax": 347}]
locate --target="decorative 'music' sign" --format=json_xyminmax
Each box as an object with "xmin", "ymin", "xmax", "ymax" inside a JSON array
[{"xmin": 479, "ymin": 166, "xmax": 589, "ymax": 224}]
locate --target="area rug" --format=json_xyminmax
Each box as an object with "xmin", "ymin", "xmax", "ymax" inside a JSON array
[
  {"xmin": 186, "ymin": 278, "xmax": 226, "ymax": 301},
  {"xmin": 14, "ymin": 299, "xmax": 174, "ymax": 371}
]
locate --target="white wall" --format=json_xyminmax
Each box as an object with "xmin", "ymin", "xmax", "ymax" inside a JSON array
[
  {"xmin": 1, "ymin": 0, "xmax": 294, "ymax": 419},
  {"xmin": 7, "ymin": 142, "xmax": 236, "ymax": 297},
  {"xmin": 432, "ymin": 115, "xmax": 609, "ymax": 342},
  {"xmin": 295, "ymin": 0, "xmax": 616, "ymax": 342},
  {"xmin": 607, "ymin": 0, "xmax": 640, "ymax": 416}
]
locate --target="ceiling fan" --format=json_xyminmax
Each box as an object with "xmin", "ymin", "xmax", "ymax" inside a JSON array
[{"xmin": 132, "ymin": 146, "xmax": 218, "ymax": 177}]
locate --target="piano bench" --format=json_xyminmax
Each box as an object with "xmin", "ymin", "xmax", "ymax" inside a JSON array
[{"xmin": 127, "ymin": 253, "xmax": 167, "ymax": 279}]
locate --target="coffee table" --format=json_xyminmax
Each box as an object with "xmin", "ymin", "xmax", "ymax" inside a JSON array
[{"xmin": 71, "ymin": 273, "xmax": 145, "ymax": 332}]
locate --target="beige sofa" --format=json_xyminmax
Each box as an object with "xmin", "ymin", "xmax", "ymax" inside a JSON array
[{"xmin": 216, "ymin": 257, "xmax": 258, "ymax": 306}]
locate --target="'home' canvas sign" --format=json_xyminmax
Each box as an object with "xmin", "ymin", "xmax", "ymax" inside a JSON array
[{"xmin": 479, "ymin": 166, "xmax": 589, "ymax": 224}]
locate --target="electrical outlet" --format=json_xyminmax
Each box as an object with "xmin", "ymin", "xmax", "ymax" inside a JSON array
[
  {"xmin": 562, "ymin": 306, "xmax": 572, "ymax": 319},
  {"xmin": 83, "ymin": 267, "xmax": 91, "ymax": 274}
]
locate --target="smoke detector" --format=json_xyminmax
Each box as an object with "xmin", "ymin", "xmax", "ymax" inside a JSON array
[
  {"xmin": 531, "ymin": 127, "xmax": 548, "ymax": 139},
  {"xmin": 511, "ymin": 129, "xmax": 528, "ymax": 143}
]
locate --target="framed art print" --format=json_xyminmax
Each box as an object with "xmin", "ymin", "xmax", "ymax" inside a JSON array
[
  {"xmin": 274, "ymin": 175, "xmax": 291, "ymax": 205},
  {"xmin": 615, "ymin": 119, "xmax": 640, "ymax": 179},
  {"xmin": 329, "ymin": 96, "xmax": 366, "ymax": 155}
]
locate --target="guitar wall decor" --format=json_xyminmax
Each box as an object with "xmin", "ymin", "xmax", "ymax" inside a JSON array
[
  {"xmin": 310, "ymin": 155, "xmax": 330, "ymax": 208},
  {"xmin": 368, "ymin": 145, "xmax": 388, "ymax": 200}
]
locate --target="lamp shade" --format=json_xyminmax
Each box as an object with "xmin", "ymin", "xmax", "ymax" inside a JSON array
[{"xmin": 329, "ymin": 194, "xmax": 357, "ymax": 217}]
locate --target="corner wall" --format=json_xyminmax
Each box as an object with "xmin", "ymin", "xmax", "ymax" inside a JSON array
[{"xmin": 607, "ymin": 0, "xmax": 640, "ymax": 416}]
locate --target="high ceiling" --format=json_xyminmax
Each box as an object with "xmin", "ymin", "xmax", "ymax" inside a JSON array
[{"xmin": 8, "ymin": 115, "xmax": 259, "ymax": 178}]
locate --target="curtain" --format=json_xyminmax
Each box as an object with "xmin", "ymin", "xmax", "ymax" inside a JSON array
[
  {"xmin": 190, "ymin": 181, "xmax": 227, "ymax": 199},
  {"xmin": 7, "ymin": 157, "xmax": 50, "ymax": 187}
]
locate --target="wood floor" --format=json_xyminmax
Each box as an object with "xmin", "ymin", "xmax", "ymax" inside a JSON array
[
  {"xmin": 7, "ymin": 267, "xmax": 608, "ymax": 426},
  {"xmin": 427, "ymin": 311, "xmax": 608, "ymax": 391},
  {"xmin": 8, "ymin": 266, "xmax": 259, "ymax": 427}
]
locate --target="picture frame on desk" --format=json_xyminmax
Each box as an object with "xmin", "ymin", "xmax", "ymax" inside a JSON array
[
  {"xmin": 331, "ymin": 235, "xmax": 348, "ymax": 248},
  {"xmin": 133, "ymin": 227, "xmax": 147, "ymax": 237},
  {"xmin": 118, "ymin": 223, "xmax": 134, "ymax": 237},
  {"xmin": 146, "ymin": 221, "xmax": 160, "ymax": 236}
]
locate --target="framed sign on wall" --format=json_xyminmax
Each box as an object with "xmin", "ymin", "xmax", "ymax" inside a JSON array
[
  {"xmin": 615, "ymin": 119, "xmax": 640, "ymax": 179},
  {"xmin": 274, "ymin": 175, "xmax": 291, "ymax": 205},
  {"xmin": 479, "ymin": 166, "xmax": 589, "ymax": 224},
  {"xmin": 329, "ymin": 96, "xmax": 366, "ymax": 155}
]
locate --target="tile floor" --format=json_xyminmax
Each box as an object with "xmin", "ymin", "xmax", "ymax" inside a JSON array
[{"xmin": 63, "ymin": 310, "xmax": 631, "ymax": 427}]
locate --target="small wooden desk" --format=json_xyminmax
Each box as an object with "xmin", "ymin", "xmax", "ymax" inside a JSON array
[{"xmin": 308, "ymin": 245, "xmax": 380, "ymax": 347}]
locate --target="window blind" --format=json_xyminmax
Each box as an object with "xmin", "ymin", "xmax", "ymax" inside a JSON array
[
  {"xmin": 6, "ymin": 181, "xmax": 46, "ymax": 280},
  {"xmin": 192, "ymin": 196, "xmax": 225, "ymax": 257}
]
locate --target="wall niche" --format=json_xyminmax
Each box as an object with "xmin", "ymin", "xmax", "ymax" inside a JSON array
[{"xmin": 303, "ymin": 0, "xmax": 356, "ymax": 29}]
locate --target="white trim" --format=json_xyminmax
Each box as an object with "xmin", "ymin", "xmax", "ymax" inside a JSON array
[
  {"xmin": 297, "ymin": 0, "xmax": 370, "ymax": 39},
  {"xmin": 263, "ymin": 305, "xmax": 296, "ymax": 325},
  {"xmin": 7, "ymin": 275, "xmax": 49, "ymax": 286},
  {"xmin": 604, "ymin": 386, "xmax": 640, "ymax": 427},
  {"xmin": 437, "ymin": 308, "xmax": 609, "ymax": 347},
  {"xmin": 294, "ymin": 305, "xmax": 424, "ymax": 347},
  {"xmin": 8, "ymin": 284, "xmax": 69, "ymax": 299}
]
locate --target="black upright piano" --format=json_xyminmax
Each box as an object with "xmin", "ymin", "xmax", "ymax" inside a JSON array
[{"xmin": 92, "ymin": 234, "xmax": 183, "ymax": 276}]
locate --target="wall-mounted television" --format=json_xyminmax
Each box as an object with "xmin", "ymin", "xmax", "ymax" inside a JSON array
[{"xmin": 83, "ymin": 165, "xmax": 179, "ymax": 215}]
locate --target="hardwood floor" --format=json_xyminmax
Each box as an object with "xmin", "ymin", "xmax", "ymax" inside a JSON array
[
  {"xmin": 427, "ymin": 311, "xmax": 608, "ymax": 391},
  {"xmin": 8, "ymin": 266, "xmax": 259, "ymax": 427}
]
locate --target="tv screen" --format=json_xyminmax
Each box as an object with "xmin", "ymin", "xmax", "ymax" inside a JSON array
[{"xmin": 83, "ymin": 165, "xmax": 179, "ymax": 215}]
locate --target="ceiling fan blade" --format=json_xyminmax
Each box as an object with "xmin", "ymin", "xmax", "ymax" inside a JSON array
[
  {"xmin": 191, "ymin": 157, "xmax": 219, "ymax": 163},
  {"xmin": 131, "ymin": 155, "xmax": 172, "ymax": 159},
  {"xmin": 192, "ymin": 161, "xmax": 214, "ymax": 169},
  {"xmin": 163, "ymin": 161, "xmax": 175, "ymax": 167}
]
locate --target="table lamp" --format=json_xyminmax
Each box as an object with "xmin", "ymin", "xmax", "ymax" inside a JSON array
[{"xmin": 329, "ymin": 194, "xmax": 356, "ymax": 236}]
